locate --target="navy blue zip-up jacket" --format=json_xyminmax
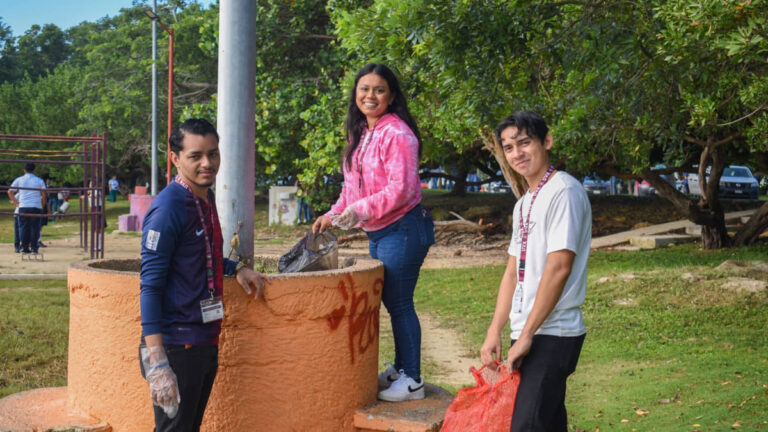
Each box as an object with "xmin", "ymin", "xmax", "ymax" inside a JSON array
[{"xmin": 140, "ymin": 182, "xmax": 237, "ymax": 346}]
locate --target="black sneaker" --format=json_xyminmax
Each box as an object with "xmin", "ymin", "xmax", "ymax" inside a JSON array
[{"xmin": 38, "ymin": 241, "xmax": 47, "ymax": 248}]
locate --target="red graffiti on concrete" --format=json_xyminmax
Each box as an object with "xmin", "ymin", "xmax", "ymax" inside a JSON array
[{"xmin": 327, "ymin": 275, "xmax": 382, "ymax": 363}]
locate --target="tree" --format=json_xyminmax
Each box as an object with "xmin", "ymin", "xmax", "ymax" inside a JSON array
[
  {"xmin": 330, "ymin": 0, "xmax": 532, "ymax": 197},
  {"xmin": 0, "ymin": 18, "xmax": 18, "ymax": 83},
  {"xmin": 15, "ymin": 24, "xmax": 71, "ymax": 80},
  {"xmin": 531, "ymin": 0, "xmax": 768, "ymax": 248},
  {"xmin": 185, "ymin": 0, "xmax": 352, "ymax": 210}
]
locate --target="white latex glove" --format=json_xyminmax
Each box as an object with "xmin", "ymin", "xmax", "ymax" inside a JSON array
[
  {"xmin": 331, "ymin": 207, "xmax": 360, "ymax": 230},
  {"xmin": 141, "ymin": 345, "xmax": 180, "ymax": 418}
]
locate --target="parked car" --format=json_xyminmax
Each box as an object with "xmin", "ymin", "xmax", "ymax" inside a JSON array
[
  {"xmin": 687, "ymin": 165, "xmax": 759, "ymax": 200},
  {"xmin": 582, "ymin": 175, "xmax": 611, "ymax": 195},
  {"xmin": 488, "ymin": 180, "xmax": 512, "ymax": 194},
  {"xmin": 635, "ymin": 180, "xmax": 657, "ymax": 196}
]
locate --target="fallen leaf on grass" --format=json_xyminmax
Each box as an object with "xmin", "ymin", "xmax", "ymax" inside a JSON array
[
  {"xmin": 635, "ymin": 409, "xmax": 650, "ymax": 415},
  {"xmin": 732, "ymin": 421, "xmax": 742, "ymax": 427},
  {"xmin": 621, "ymin": 419, "xmax": 629, "ymax": 423},
  {"xmin": 658, "ymin": 398, "xmax": 671, "ymax": 404}
]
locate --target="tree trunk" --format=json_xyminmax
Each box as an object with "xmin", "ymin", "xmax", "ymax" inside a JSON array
[
  {"xmin": 450, "ymin": 165, "xmax": 469, "ymax": 197},
  {"xmin": 732, "ymin": 201, "xmax": 768, "ymax": 246},
  {"xmin": 700, "ymin": 213, "xmax": 730, "ymax": 249},
  {"xmin": 480, "ymin": 128, "xmax": 526, "ymax": 198},
  {"xmin": 640, "ymin": 142, "xmax": 743, "ymax": 249}
]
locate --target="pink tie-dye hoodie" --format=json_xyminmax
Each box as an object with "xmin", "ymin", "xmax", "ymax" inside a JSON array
[{"xmin": 328, "ymin": 113, "xmax": 422, "ymax": 232}]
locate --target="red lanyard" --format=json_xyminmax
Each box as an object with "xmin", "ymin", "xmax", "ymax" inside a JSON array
[
  {"xmin": 517, "ymin": 166, "xmax": 555, "ymax": 285},
  {"xmin": 175, "ymin": 175, "xmax": 217, "ymax": 298}
]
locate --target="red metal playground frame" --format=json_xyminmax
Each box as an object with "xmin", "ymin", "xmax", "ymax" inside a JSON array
[{"xmin": 0, "ymin": 134, "xmax": 107, "ymax": 259}]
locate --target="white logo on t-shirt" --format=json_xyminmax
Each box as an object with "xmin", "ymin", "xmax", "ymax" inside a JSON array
[
  {"xmin": 195, "ymin": 229, "xmax": 204, "ymax": 236},
  {"xmin": 146, "ymin": 230, "xmax": 161, "ymax": 251}
]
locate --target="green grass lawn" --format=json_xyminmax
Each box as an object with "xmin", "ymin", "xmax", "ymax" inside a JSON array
[
  {"xmin": 2, "ymin": 198, "xmax": 767, "ymax": 429},
  {"xmin": 0, "ymin": 280, "xmax": 69, "ymax": 398}
]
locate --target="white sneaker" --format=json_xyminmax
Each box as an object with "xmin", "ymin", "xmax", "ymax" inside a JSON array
[
  {"xmin": 377, "ymin": 362, "xmax": 401, "ymax": 387},
  {"xmin": 377, "ymin": 370, "xmax": 425, "ymax": 402}
]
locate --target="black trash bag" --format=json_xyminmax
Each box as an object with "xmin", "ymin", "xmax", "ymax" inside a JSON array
[{"xmin": 278, "ymin": 230, "xmax": 339, "ymax": 273}]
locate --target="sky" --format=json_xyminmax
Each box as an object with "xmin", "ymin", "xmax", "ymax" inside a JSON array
[{"xmin": 0, "ymin": 0, "xmax": 216, "ymax": 36}]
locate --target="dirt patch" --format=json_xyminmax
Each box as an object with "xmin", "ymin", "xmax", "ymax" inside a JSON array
[
  {"xmin": 89, "ymin": 259, "xmax": 141, "ymax": 272},
  {"xmin": 716, "ymin": 260, "xmax": 768, "ymax": 279},
  {"xmin": 721, "ymin": 277, "xmax": 767, "ymax": 293}
]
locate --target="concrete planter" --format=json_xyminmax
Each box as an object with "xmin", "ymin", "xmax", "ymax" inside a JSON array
[{"xmin": 66, "ymin": 256, "xmax": 384, "ymax": 431}]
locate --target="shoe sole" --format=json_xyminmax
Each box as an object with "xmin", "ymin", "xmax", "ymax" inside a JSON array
[{"xmin": 377, "ymin": 389, "xmax": 425, "ymax": 402}]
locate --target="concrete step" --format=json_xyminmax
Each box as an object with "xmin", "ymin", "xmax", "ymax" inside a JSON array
[
  {"xmin": 685, "ymin": 225, "xmax": 740, "ymax": 236},
  {"xmin": 0, "ymin": 387, "xmax": 110, "ymax": 432},
  {"xmin": 629, "ymin": 234, "xmax": 698, "ymax": 249},
  {"xmin": 354, "ymin": 383, "xmax": 452, "ymax": 432}
]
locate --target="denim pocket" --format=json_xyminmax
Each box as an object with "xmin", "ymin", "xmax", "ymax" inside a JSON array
[{"xmin": 417, "ymin": 207, "xmax": 435, "ymax": 246}]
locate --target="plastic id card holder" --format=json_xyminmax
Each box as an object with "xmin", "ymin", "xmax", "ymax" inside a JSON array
[
  {"xmin": 512, "ymin": 283, "xmax": 524, "ymax": 314},
  {"xmin": 200, "ymin": 296, "xmax": 224, "ymax": 323}
]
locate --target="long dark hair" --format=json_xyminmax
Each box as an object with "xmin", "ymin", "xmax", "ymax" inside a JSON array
[{"xmin": 343, "ymin": 63, "xmax": 422, "ymax": 169}]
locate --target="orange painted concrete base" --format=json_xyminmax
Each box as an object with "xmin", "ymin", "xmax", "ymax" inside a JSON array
[
  {"xmin": 66, "ymin": 257, "xmax": 386, "ymax": 431},
  {"xmin": 0, "ymin": 384, "xmax": 452, "ymax": 432},
  {"xmin": 1, "ymin": 257, "xmax": 455, "ymax": 432},
  {"xmin": 0, "ymin": 387, "xmax": 110, "ymax": 431}
]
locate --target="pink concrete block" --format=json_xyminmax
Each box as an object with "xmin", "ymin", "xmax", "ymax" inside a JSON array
[
  {"xmin": 128, "ymin": 194, "xmax": 156, "ymax": 231},
  {"xmin": 117, "ymin": 214, "xmax": 137, "ymax": 232}
]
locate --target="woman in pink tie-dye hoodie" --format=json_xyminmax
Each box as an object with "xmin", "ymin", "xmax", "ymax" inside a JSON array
[{"xmin": 313, "ymin": 64, "xmax": 435, "ymax": 402}]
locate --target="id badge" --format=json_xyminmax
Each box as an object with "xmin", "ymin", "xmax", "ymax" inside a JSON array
[
  {"xmin": 512, "ymin": 283, "xmax": 524, "ymax": 314},
  {"xmin": 200, "ymin": 296, "xmax": 224, "ymax": 323}
]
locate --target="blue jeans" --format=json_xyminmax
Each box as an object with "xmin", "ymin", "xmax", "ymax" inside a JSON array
[
  {"xmin": 13, "ymin": 215, "xmax": 20, "ymax": 252},
  {"xmin": 18, "ymin": 207, "xmax": 42, "ymax": 253},
  {"xmin": 367, "ymin": 204, "xmax": 434, "ymax": 380},
  {"xmin": 298, "ymin": 199, "xmax": 312, "ymax": 224},
  {"xmin": 48, "ymin": 198, "xmax": 59, "ymax": 221}
]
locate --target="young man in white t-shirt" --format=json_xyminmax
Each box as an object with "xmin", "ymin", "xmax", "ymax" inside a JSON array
[{"xmin": 481, "ymin": 110, "xmax": 591, "ymax": 431}]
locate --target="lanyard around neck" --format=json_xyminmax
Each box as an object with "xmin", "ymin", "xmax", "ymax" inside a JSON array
[
  {"xmin": 517, "ymin": 166, "xmax": 556, "ymax": 285},
  {"xmin": 175, "ymin": 175, "xmax": 217, "ymax": 298}
]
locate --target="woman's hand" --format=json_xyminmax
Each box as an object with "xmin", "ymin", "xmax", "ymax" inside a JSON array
[
  {"xmin": 332, "ymin": 207, "xmax": 360, "ymax": 230},
  {"xmin": 312, "ymin": 214, "xmax": 332, "ymax": 234}
]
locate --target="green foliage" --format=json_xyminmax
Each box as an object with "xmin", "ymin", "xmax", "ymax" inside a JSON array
[
  {"xmin": 2, "ymin": 0, "xmax": 767, "ymax": 219},
  {"xmin": 330, "ymin": 0, "xmax": 530, "ymax": 174}
]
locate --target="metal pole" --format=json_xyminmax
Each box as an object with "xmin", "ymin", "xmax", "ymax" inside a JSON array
[
  {"xmin": 150, "ymin": 0, "xmax": 158, "ymax": 195},
  {"xmin": 216, "ymin": 0, "xmax": 256, "ymax": 264},
  {"xmin": 166, "ymin": 28, "xmax": 174, "ymax": 186}
]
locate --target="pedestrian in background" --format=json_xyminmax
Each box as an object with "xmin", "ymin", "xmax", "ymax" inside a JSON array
[
  {"xmin": 108, "ymin": 175, "xmax": 119, "ymax": 202},
  {"xmin": 8, "ymin": 163, "xmax": 46, "ymax": 254}
]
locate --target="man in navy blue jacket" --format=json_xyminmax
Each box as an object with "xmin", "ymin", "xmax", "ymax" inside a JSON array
[{"xmin": 140, "ymin": 118, "xmax": 266, "ymax": 431}]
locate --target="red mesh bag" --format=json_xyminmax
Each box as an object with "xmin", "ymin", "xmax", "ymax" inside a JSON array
[{"xmin": 440, "ymin": 363, "xmax": 520, "ymax": 432}]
